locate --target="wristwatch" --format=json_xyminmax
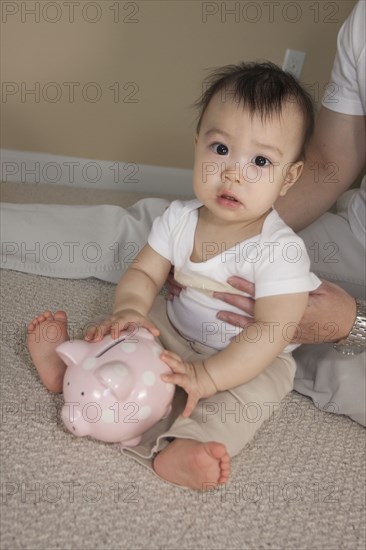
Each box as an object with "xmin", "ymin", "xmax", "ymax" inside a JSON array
[{"xmin": 333, "ymin": 299, "xmax": 366, "ymax": 355}]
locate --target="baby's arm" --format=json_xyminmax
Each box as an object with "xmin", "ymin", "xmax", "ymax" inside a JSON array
[
  {"xmin": 162, "ymin": 292, "xmax": 308, "ymax": 416},
  {"xmin": 86, "ymin": 244, "xmax": 171, "ymax": 341},
  {"xmin": 205, "ymin": 292, "xmax": 308, "ymax": 387}
]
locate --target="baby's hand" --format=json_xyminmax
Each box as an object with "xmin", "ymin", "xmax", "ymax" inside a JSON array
[
  {"xmin": 85, "ymin": 308, "xmax": 160, "ymax": 342},
  {"xmin": 160, "ymin": 351, "xmax": 218, "ymax": 417}
]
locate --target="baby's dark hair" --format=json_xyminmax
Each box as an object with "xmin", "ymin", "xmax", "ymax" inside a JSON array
[{"xmin": 195, "ymin": 61, "xmax": 315, "ymax": 160}]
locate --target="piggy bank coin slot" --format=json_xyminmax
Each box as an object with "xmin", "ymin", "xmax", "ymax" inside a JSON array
[{"xmin": 96, "ymin": 335, "xmax": 128, "ymax": 358}]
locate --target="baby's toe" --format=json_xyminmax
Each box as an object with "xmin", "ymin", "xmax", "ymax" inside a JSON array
[
  {"xmin": 54, "ymin": 311, "xmax": 67, "ymax": 322},
  {"xmin": 27, "ymin": 321, "xmax": 36, "ymax": 332},
  {"xmin": 28, "ymin": 311, "xmax": 54, "ymax": 330},
  {"xmin": 42, "ymin": 310, "xmax": 54, "ymax": 320},
  {"xmin": 34, "ymin": 311, "xmax": 51, "ymax": 324}
]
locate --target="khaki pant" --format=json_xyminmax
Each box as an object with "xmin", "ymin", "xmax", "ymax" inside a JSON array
[{"xmin": 122, "ymin": 296, "xmax": 296, "ymax": 472}]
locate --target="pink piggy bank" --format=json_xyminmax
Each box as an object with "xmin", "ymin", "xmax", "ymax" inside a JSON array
[{"xmin": 56, "ymin": 328, "xmax": 175, "ymax": 447}]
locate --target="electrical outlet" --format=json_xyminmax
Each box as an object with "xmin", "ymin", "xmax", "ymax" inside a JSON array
[{"xmin": 282, "ymin": 49, "xmax": 306, "ymax": 80}]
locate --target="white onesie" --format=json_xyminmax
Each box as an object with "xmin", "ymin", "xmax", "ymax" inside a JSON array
[{"xmin": 148, "ymin": 199, "xmax": 321, "ymax": 351}]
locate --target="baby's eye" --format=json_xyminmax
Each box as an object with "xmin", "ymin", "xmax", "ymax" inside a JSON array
[
  {"xmin": 252, "ymin": 156, "xmax": 270, "ymax": 167},
  {"xmin": 211, "ymin": 143, "xmax": 229, "ymax": 155}
]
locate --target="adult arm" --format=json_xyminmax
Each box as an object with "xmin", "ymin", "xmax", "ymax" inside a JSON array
[
  {"xmin": 214, "ymin": 278, "xmax": 357, "ymax": 344},
  {"xmin": 275, "ymin": 106, "xmax": 366, "ymax": 232}
]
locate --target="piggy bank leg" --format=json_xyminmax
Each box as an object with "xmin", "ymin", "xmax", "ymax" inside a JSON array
[{"xmin": 122, "ymin": 435, "xmax": 142, "ymax": 447}]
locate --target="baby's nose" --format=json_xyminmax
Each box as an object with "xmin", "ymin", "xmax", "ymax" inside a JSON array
[{"xmin": 221, "ymin": 161, "xmax": 243, "ymax": 184}]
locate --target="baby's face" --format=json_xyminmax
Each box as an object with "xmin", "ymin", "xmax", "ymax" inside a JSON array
[{"xmin": 192, "ymin": 93, "xmax": 304, "ymax": 227}]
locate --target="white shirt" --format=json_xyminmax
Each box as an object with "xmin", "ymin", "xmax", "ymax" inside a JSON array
[
  {"xmin": 148, "ymin": 200, "xmax": 321, "ymax": 351},
  {"xmin": 322, "ymin": 0, "xmax": 365, "ymax": 246}
]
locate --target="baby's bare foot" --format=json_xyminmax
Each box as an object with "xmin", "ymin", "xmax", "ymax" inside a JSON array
[
  {"xmin": 27, "ymin": 310, "xmax": 69, "ymax": 393},
  {"xmin": 153, "ymin": 438, "xmax": 230, "ymax": 490}
]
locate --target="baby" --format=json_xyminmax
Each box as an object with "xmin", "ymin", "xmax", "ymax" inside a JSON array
[{"xmin": 28, "ymin": 62, "xmax": 320, "ymax": 490}]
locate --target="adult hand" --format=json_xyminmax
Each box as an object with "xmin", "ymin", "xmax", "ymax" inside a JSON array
[
  {"xmin": 166, "ymin": 267, "xmax": 184, "ymax": 300},
  {"xmin": 214, "ymin": 277, "xmax": 357, "ymax": 344}
]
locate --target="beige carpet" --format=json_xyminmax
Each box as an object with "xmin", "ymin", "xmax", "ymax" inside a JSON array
[{"xmin": 1, "ymin": 182, "xmax": 365, "ymax": 549}]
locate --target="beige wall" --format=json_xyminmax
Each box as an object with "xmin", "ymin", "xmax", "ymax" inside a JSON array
[{"xmin": 1, "ymin": 0, "xmax": 357, "ymax": 169}]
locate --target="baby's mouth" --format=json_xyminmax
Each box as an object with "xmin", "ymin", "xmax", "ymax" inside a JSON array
[{"xmin": 218, "ymin": 192, "xmax": 241, "ymax": 204}]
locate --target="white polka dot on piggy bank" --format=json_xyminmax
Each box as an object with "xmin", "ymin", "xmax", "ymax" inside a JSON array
[
  {"xmin": 101, "ymin": 409, "xmax": 115, "ymax": 423},
  {"xmin": 120, "ymin": 342, "xmax": 137, "ymax": 353},
  {"xmin": 83, "ymin": 357, "xmax": 97, "ymax": 370},
  {"xmin": 143, "ymin": 371, "xmax": 156, "ymax": 386}
]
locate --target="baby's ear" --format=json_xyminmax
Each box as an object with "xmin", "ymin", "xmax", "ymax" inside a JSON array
[{"xmin": 280, "ymin": 161, "xmax": 304, "ymax": 195}]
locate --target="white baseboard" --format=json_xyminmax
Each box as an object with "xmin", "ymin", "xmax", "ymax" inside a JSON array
[{"xmin": 0, "ymin": 149, "xmax": 193, "ymax": 197}]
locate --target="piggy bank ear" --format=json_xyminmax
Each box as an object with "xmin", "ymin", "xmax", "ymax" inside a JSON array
[
  {"xmin": 96, "ymin": 362, "xmax": 134, "ymax": 401},
  {"xmin": 56, "ymin": 340, "xmax": 92, "ymax": 369}
]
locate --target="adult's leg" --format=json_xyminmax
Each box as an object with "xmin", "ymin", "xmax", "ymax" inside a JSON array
[
  {"xmin": 298, "ymin": 211, "xmax": 365, "ymax": 299},
  {"xmin": 294, "ymin": 209, "xmax": 365, "ymax": 426},
  {"xmin": 0, "ymin": 198, "xmax": 169, "ymax": 283}
]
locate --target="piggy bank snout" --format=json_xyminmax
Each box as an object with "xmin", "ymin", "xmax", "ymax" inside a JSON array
[{"xmin": 96, "ymin": 361, "xmax": 134, "ymax": 401}]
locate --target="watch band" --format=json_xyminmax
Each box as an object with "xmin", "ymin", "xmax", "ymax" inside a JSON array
[{"xmin": 333, "ymin": 299, "xmax": 366, "ymax": 355}]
